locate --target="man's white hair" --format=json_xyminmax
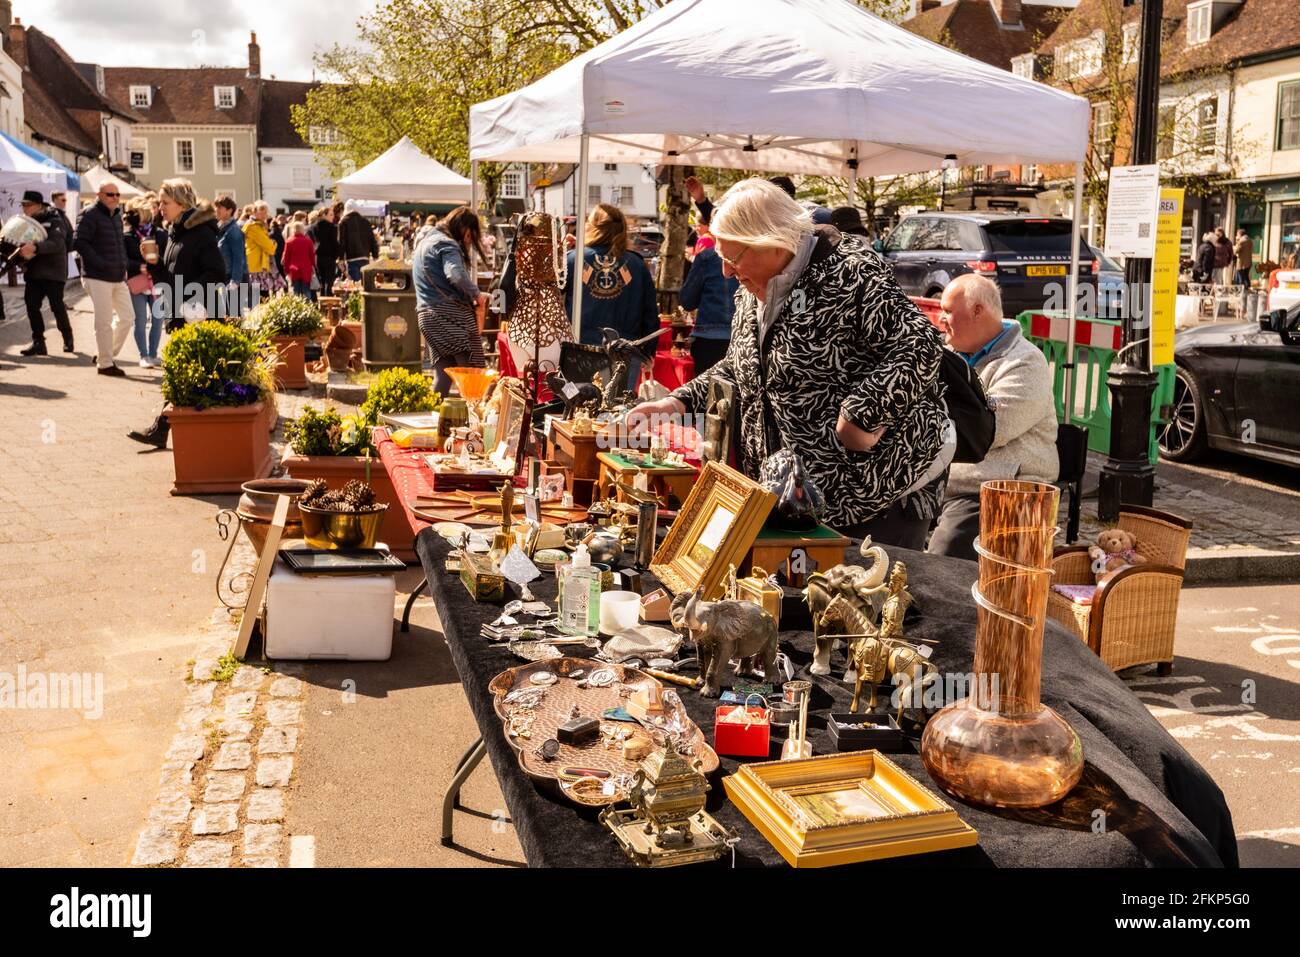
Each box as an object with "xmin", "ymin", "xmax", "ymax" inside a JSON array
[
  {"xmin": 947, "ymin": 272, "xmax": 1003, "ymax": 319},
  {"xmin": 711, "ymin": 178, "xmax": 814, "ymax": 254}
]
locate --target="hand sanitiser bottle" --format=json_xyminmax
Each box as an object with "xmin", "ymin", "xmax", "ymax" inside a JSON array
[{"xmin": 560, "ymin": 544, "xmax": 601, "ymax": 637}]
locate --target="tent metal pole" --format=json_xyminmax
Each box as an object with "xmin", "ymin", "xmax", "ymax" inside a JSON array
[
  {"xmin": 572, "ymin": 134, "xmax": 591, "ymax": 341},
  {"xmin": 1064, "ymin": 164, "xmax": 1084, "ymax": 427},
  {"xmin": 471, "ymin": 160, "xmax": 479, "ymax": 214}
]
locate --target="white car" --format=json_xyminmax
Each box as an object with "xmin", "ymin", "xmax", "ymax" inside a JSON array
[{"xmin": 1268, "ymin": 269, "xmax": 1300, "ymax": 312}]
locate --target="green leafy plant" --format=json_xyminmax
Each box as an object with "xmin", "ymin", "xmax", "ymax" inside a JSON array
[
  {"xmin": 162, "ymin": 321, "xmax": 272, "ymax": 409},
  {"xmin": 285, "ymin": 404, "xmax": 370, "ymax": 456},
  {"xmin": 359, "ymin": 367, "xmax": 440, "ymax": 427},
  {"xmin": 345, "ymin": 291, "xmax": 361, "ymax": 322},
  {"xmin": 250, "ymin": 293, "xmax": 324, "ymax": 338}
]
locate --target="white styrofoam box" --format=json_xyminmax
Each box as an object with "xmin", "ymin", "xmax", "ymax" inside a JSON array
[{"xmin": 265, "ymin": 564, "xmax": 395, "ymax": 660}]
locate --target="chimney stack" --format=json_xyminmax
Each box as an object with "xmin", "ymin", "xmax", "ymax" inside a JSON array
[
  {"xmin": 8, "ymin": 16, "xmax": 25, "ymax": 67},
  {"xmin": 247, "ymin": 31, "xmax": 260, "ymax": 78},
  {"xmin": 993, "ymin": 0, "xmax": 1022, "ymax": 27}
]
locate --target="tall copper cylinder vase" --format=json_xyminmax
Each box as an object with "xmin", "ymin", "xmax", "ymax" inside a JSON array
[{"xmin": 921, "ymin": 480, "xmax": 1084, "ymax": 808}]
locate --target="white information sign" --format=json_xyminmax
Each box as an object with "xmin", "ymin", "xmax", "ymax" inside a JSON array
[{"xmin": 1104, "ymin": 165, "xmax": 1162, "ymax": 259}]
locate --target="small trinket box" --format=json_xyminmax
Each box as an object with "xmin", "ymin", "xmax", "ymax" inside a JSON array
[
  {"xmin": 713, "ymin": 694, "xmax": 771, "ymax": 758},
  {"xmin": 557, "ymin": 715, "xmax": 601, "ymax": 746},
  {"xmin": 826, "ymin": 712, "xmax": 908, "ymax": 753}
]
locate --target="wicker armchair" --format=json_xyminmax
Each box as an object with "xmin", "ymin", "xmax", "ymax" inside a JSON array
[{"xmin": 1047, "ymin": 506, "xmax": 1193, "ymax": 674}]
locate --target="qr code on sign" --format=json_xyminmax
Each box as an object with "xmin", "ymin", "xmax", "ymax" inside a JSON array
[{"xmin": 1138, "ymin": 223, "xmax": 1151, "ymax": 238}]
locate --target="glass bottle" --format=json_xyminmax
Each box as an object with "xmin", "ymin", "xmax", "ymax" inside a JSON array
[{"xmin": 559, "ymin": 544, "xmax": 600, "ymax": 637}]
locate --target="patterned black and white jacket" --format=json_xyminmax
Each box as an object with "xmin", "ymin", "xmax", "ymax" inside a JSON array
[{"xmin": 672, "ymin": 226, "xmax": 946, "ymax": 528}]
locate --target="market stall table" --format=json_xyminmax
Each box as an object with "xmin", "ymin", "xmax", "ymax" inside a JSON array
[
  {"xmin": 595, "ymin": 450, "xmax": 698, "ymax": 506},
  {"xmin": 414, "ymin": 529, "xmax": 1237, "ymax": 868}
]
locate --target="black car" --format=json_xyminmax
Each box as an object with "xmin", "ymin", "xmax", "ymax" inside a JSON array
[
  {"xmin": 878, "ymin": 212, "xmax": 1098, "ymax": 316},
  {"xmin": 1159, "ymin": 306, "xmax": 1300, "ymax": 466}
]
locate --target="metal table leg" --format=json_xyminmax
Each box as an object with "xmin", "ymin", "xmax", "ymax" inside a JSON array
[
  {"xmin": 441, "ymin": 737, "xmax": 486, "ymax": 847},
  {"xmin": 400, "ymin": 576, "xmax": 429, "ymax": 633}
]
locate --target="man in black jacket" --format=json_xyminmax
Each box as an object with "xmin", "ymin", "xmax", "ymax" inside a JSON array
[
  {"xmin": 16, "ymin": 191, "xmax": 74, "ymax": 356},
  {"xmin": 337, "ymin": 200, "xmax": 378, "ymax": 281},
  {"xmin": 74, "ymin": 184, "xmax": 134, "ymax": 376}
]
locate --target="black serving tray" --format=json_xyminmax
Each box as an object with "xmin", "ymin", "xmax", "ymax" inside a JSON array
[
  {"xmin": 278, "ymin": 548, "xmax": 406, "ymax": 575},
  {"xmin": 826, "ymin": 712, "xmax": 909, "ymax": 753}
]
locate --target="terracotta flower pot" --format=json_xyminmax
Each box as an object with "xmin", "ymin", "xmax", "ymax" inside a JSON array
[
  {"xmin": 166, "ymin": 401, "xmax": 274, "ymax": 495},
  {"xmin": 272, "ymin": 336, "xmax": 309, "ymax": 390},
  {"xmin": 280, "ymin": 452, "xmax": 416, "ymax": 560}
]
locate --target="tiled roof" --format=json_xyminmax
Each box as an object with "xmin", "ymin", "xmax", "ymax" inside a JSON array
[
  {"xmin": 1037, "ymin": 0, "xmax": 1300, "ymax": 74},
  {"xmin": 18, "ymin": 26, "xmax": 133, "ymax": 157},
  {"xmin": 257, "ymin": 79, "xmax": 317, "ymax": 149},
  {"xmin": 902, "ymin": 0, "xmax": 1069, "ymax": 71},
  {"xmin": 102, "ymin": 66, "xmax": 259, "ymax": 126}
]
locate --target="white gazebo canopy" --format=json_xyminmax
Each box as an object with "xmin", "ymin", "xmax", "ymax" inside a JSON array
[
  {"xmin": 469, "ymin": 0, "xmax": 1092, "ymax": 415},
  {"xmin": 470, "ymin": 0, "xmax": 1089, "ymax": 176},
  {"xmin": 81, "ymin": 164, "xmax": 144, "ymax": 199},
  {"xmin": 335, "ymin": 136, "xmax": 472, "ymax": 204}
]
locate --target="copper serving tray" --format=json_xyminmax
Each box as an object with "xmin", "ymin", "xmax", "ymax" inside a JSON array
[
  {"xmin": 489, "ymin": 658, "xmax": 719, "ymax": 807},
  {"xmin": 723, "ymin": 751, "xmax": 978, "ymax": 867}
]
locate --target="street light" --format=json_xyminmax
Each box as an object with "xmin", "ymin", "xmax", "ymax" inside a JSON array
[
  {"xmin": 939, "ymin": 154, "xmax": 957, "ymax": 211},
  {"xmin": 1098, "ymin": 0, "xmax": 1163, "ymax": 522}
]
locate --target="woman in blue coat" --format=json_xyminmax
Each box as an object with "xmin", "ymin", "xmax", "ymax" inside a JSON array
[{"xmin": 564, "ymin": 204, "xmax": 659, "ymax": 363}]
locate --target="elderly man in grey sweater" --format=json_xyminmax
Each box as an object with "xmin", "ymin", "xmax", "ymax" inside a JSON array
[{"xmin": 927, "ymin": 274, "xmax": 1059, "ymax": 560}]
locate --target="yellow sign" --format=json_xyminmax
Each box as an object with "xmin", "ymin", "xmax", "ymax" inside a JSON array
[{"xmin": 1150, "ymin": 187, "xmax": 1184, "ymax": 368}]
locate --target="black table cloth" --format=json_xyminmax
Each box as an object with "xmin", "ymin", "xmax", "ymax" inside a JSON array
[{"xmin": 416, "ymin": 528, "xmax": 1237, "ymax": 868}]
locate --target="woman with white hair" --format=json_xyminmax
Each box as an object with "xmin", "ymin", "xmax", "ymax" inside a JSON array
[{"xmin": 631, "ymin": 178, "xmax": 949, "ymax": 545}]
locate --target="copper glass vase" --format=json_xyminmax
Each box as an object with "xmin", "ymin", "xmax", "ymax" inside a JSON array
[{"xmin": 921, "ymin": 480, "xmax": 1083, "ymax": 808}]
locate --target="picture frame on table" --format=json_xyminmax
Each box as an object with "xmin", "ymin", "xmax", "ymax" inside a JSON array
[{"xmin": 650, "ymin": 461, "xmax": 775, "ymax": 601}]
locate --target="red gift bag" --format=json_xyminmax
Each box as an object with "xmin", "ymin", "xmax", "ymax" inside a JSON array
[{"xmin": 714, "ymin": 694, "xmax": 771, "ymax": 758}]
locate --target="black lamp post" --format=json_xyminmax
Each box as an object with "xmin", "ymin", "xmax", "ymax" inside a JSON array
[{"xmin": 1098, "ymin": 0, "xmax": 1163, "ymax": 523}]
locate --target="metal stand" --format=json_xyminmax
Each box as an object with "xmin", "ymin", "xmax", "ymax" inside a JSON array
[
  {"xmin": 441, "ymin": 737, "xmax": 486, "ymax": 846},
  {"xmin": 400, "ymin": 576, "xmax": 429, "ymax": 633},
  {"xmin": 1098, "ymin": 360, "xmax": 1158, "ymax": 523}
]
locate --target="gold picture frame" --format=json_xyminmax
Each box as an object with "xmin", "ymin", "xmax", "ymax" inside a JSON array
[
  {"xmin": 650, "ymin": 461, "xmax": 775, "ymax": 601},
  {"xmin": 723, "ymin": 752, "xmax": 979, "ymax": 868}
]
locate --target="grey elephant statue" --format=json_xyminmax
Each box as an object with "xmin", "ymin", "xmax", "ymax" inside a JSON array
[{"xmin": 681, "ymin": 588, "xmax": 779, "ymax": 697}]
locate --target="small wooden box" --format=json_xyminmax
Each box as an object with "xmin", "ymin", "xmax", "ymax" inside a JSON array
[
  {"xmin": 737, "ymin": 569, "xmax": 782, "ymax": 628},
  {"xmin": 459, "ymin": 549, "xmax": 505, "ymax": 603},
  {"xmin": 546, "ymin": 419, "xmax": 607, "ymax": 506}
]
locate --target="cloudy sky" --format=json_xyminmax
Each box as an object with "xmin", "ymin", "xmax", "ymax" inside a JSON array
[{"xmin": 13, "ymin": 0, "xmax": 378, "ymax": 81}]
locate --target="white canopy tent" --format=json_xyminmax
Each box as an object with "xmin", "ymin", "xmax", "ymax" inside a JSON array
[
  {"xmin": 334, "ymin": 136, "xmax": 473, "ymax": 204},
  {"xmin": 80, "ymin": 164, "xmax": 144, "ymax": 199},
  {"xmin": 470, "ymin": 0, "xmax": 1093, "ymax": 418}
]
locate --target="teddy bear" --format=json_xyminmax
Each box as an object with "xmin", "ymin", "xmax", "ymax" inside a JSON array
[{"xmin": 1088, "ymin": 528, "xmax": 1147, "ymax": 586}]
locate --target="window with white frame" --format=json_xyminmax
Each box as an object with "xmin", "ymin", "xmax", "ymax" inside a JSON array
[
  {"xmin": 603, "ymin": 163, "xmax": 618, "ymax": 171},
  {"xmin": 130, "ymin": 85, "xmax": 152, "ymax": 108},
  {"xmin": 588, "ymin": 184, "xmax": 602, "ymax": 206},
  {"xmin": 1121, "ymin": 23, "xmax": 1139, "ymax": 65},
  {"xmin": 1092, "ymin": 102, "xmax": 1115, "ymax": 164},
  {"xmin": 214, "ymin": 86, "xmax": 236, "ymax": 109},
  {"xmin": 175, "ymin": 138, "xmax": 194, "ymax": 174},
  {"xmin": 1187, "ymin": 4, "xmax": 1212, "ymax": 46},
  {"xmin": 291, "ymin": 167, "xmax": 312, "ymax": 189},
  {"xmin": 129, "ymin": 138, "xmax": 148, "ymax": 173},
  {"xmin": 500, "ymin": 170, "xmax": 524, "ymax": 198},
  {"xmin": 1023, "ymin": 164, "xmax": 1038, "ymax": 183},
  {"xmin": 1196, "ymin": 97, "xmax": 1218, "ymax": 156},
  {"xmin": 1011, "ymin": 54, "xmax": 1035, "ymax": 80},
  {"xmin": 214, "ymin": 138, "xmax": 234, "ymax": 174},
  {"xmin": 616, "ymin": 186, "xmax": 635, "ymax": 208},
  {"xmin": 1278, "ymin": 81, "xmax": 1300, "ymax": 151},
  {"xmin": 309, "ymin": 125, "xmax": 341, "ymax": 145},
  {"xmin": 1056, "ymin": 33, "xmax": 1104, "ymax": 81}
]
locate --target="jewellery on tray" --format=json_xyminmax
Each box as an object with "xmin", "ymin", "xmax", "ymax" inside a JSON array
[
  {"xmin": 580, "ymin": 668, "xmax": 616, "ymax": 689},
  {"xmin": 534, "ymin": 738, "xmax": 561, "ymax": 762},
  {"xmin": 530, "ymin": 671, "xmax": 558, "ymax": 686},
  {"xmin": 504, "ymin": 687, "xmax": 547, "ymax": 708}
]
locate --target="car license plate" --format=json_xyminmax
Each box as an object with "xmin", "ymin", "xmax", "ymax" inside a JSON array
[
  {"xmin": 1283, "ymin": 280, "xmax": 1300, "ymax": 289},
  {"xmin": 1026, "ymin": 265, "xmax": 1067, "ymax": 277}
]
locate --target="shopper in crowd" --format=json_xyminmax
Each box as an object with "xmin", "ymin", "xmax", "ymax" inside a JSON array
[
  {"xmin": 73, "ymin": 182, "xmax": 134, "ymax": 376},
  {"xmin": 282, "ymin": 221, "xmax": 318, "ymax": 299},
  {"xmin": 1213, "ymin": 227, "xmax": 1234, "ymax": 285},
  {"xmin": 830, "ymin": 206, "xmax": 872, "ymax": 240},
  {"xmin": 16, "ymin": 190, "xmax": 74, "ymax": 357},
  {"xmin": 122, "ymin": 201, "xmax": 165, "ymax": 367},
  {"xmin": 127, "ymin": 179, "xmax": 229, "ymax": 448},
  {"xmin": 240, "ymin": 204, "xmax": 255, "ymax": 226},
  {"xmin": 564, "ymin": 203, "xmax": 659, "ymax": 380},
  {"xmin": 414, "ymin": 213, "xmax": 438, "ymax": 249},
  {"xmin": 214, "ymin": 196, "xmax": 248, "ymax": 316},
  {"xmin": 49, "ymin": 190, "xmax": 74, "ymax": 239},
  {"xmin": 270, "ymin": 214, "xmax": 287, "ymax": 272},
  {"xmin": 677, "ymin": 226, "xmax": 737, "ymax": 375},
  {"xmin": 1233, "ymin": 229, "xmax": 1253, "ymax": 287},
  {"xmin": 338, "ymin": 199, "xmax": 378, "ymax": 281},
  {"xmin": 413, "ymin": 206, "xmax": 488, "ymax": 394},
  {"xmin": 926, "ymin": 274, "xmax": 1058, "ymax": 561},
  {"xmin": 693, "ymin": 213, "xmax": 716, "ymax": 255},
  {"xmin": 684, "ymin": 174, "xmax": 832, "ymax": 229},
  {"xmin": 1193, "ymin": 231, "xmax": 1218, "ymax": 285},
  {"xmin": 309, "ymin": 204, "xmax": 340, "ymax": 296},
  {"xmin": 244, "ymin": 201, "xmax": 282, "ymax": 296},
  {"xmin": 631, "ymin": 179, "xmax": 949, "ymax": 545}
]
